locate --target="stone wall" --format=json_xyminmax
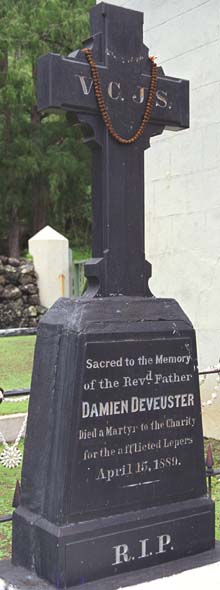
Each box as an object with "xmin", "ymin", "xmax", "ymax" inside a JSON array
[{"xmin": 0, "ymin": 256, "xmax": 46, "ymax": 328}]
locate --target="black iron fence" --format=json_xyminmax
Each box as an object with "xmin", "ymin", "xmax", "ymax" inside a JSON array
[{"xmin": 0, "ymin": 327, "xmax": 220, "ymax": 525}]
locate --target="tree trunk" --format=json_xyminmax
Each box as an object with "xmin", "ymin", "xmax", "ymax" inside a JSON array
[
  {"xmin": 32, "ymin": 181, "xmax": 48, "ymax": 234},
  {"xmin": 8, "ymin": 212, "xmax": 20, "ymax": 259},
  {"xmin": 1, "ymin": 50, "xmax": 17, "ymax": 256},
  {"xmin": 31, "ymin": 66, "xmax": 49, "ymax": 234},
  {"xmin": 0, "ymin": 52, "xmax": 8, "ymax": 83},
  {"xmin": 0, "ymin": 52, "xmax": 11, "ymax": 144}
]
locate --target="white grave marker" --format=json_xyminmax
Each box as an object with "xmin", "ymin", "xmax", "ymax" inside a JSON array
[{"xmin": 29, "ymin": 225, "xmax": 71, "ymax": 308}]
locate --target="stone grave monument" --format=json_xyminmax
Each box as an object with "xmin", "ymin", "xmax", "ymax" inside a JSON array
[{"xmin": 12, "ymin": 2, "xmax": 215, "ymax": 588}]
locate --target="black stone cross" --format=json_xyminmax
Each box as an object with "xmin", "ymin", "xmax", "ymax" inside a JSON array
[
  {"xmin": 38, "ymin": 2, "xmax": 189, "ymax": 297},
  {"xmin": 14, "ymin": 10, "xmax": 215, "ymax": 584}
]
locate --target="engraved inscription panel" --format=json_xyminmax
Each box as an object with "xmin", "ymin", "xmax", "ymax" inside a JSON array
[
  {"xmin": 71, "ymin": 337, "xmax": 206, "ymax": 518},
  {"xmin": 65, "ymin": 511, "xmax": 212, "ymax": 586}
]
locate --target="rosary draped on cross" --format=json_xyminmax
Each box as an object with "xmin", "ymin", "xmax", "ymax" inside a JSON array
[{"xmin": 82, "ymin": 48, "xmax": 157, "ymax": 144}]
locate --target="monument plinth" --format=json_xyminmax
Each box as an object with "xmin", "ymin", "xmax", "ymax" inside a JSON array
[{"xmin": 12, "ymin": 3, "xmax": 214, "ymax": 588}]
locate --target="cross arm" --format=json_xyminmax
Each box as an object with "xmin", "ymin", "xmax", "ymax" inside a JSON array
[
  {"xmin": 148, "ymin": 70, "xmax": 189, "ymax": 131},
  {"xmin": 37, "ymin": 53, "xmax": 189, "ymax": 134},
  {"xmin": 37, "ymin": 52, "xmax": 100, "ymax": 115}
]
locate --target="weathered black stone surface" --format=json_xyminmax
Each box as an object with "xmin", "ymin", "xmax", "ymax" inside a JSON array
[
  {"xmin": 12, "ymin": 296, "xmax": 214, "ymax": 587},
  {"xmin": 3, "ymin": 543, "xmax": 220, "ymax": 589},
  {"xmin": 12, "ymin": 2, "xmax": 214, "ymax": 588},
  {"xmin": 38, "ymin": 2, "xmax": 189, "ymax": 299}
]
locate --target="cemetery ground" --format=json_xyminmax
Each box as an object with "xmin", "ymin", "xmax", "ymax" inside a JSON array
[
  {"xmin": 0, "ymin": 335, "xmax": 220, "ymax": 559},
  {"xmin": 0, "ymin": 334, "xmax": 34, "ymax": 559},
  {"xmin": 0, "ymin": 335, "xmax": 35, "ymax": 415}
]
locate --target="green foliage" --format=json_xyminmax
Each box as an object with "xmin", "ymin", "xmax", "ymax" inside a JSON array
[
  {"xmin": 72, "ymin": 246, "xmax": 91, "ymax": 261},
  {"xmin": 0, "ymin": 0, "xmax": 94, "ymax": 252},
  {"xmin": 204, "ymin": 438, "xmax": 220, "ymax": 540}
]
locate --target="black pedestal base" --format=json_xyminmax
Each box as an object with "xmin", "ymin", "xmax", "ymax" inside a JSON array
[{"xmin": 13, "ymin": 496, "xmax": 214, "ymax": 588}]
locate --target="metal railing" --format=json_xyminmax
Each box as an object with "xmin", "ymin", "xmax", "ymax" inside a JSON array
[
  {"xmin": 0, "ymin": 327, "xmax": 37, "ymax": 337},
  {"xmin": 0, "ymin": 327, "xmax": 220, "ymax": 525}
]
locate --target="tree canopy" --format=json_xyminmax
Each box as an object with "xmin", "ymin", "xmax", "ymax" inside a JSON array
[{"xmin": 0, "ymin": 0, "xmax": 94, "ymax": 257}]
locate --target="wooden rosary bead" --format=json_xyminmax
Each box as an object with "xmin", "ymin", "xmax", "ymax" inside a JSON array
[{"xmin": 82, "ymin": 48, "xmax": 157, "ymax": 144}]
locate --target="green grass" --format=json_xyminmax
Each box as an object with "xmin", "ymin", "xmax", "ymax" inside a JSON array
[
  {"xmin": 0, "ymin": 335, "xmax": 35, "ymax": 391},
  {"xmin": 0, "ymin": 440, "xmax": 23, "ymax": 559},
  {"xmin": 0, "ymin": 399, "xmax": 29, "ymax": 415},
  {"xmin": 0, "ymin": 335, "xmax": 35, "ymax": 415},
  {"xmin": 0, "ymin": 336, "xmax": 33, "ymax": 556}
]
